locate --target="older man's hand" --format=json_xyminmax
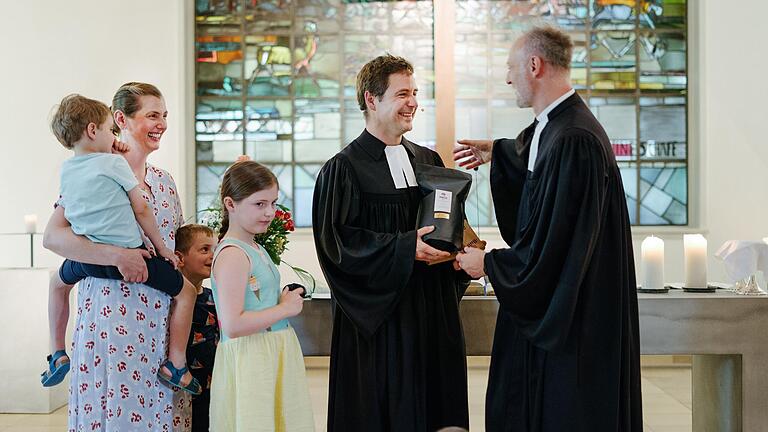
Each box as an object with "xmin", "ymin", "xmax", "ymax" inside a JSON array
[
  {"xmin": 454, "ymin": 139, "xmax": 493, "ymax": 170},
  {"xmin": 455, "ymin": 246, "xmax": 487, "ymax": 278}
]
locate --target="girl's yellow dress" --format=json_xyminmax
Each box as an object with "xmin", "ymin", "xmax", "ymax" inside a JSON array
[{"xmin": 210, "ymin": 238, "xmax": 314, "ymax": 431}]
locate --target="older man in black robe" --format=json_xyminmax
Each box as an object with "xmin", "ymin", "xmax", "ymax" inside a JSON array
[{"xmin": 455, "ymin": 27, "xmax": 643, "ymax": 431}]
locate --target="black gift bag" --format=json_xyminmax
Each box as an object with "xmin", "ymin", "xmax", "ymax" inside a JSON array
[{"xmin": 414, "ymin": 163, "xmax": 472, "ymax": 253}]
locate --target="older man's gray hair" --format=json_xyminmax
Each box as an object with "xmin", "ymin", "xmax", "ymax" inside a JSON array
[{"xmin": 521, "ymin": 26, "xmax": 574, "ymax": 70}]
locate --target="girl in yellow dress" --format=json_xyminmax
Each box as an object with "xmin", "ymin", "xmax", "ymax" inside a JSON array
[{"xmin": 209, "ymin": 161, "xmax": 314, "ymax": 431}]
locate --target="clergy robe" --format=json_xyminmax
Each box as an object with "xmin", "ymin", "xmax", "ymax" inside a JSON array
[
  {"xmin": 484, "ymin": 93, "xmax": 643, "ymax": 432},
  {"xmin": 312, "ymin": 129, "xmax": 470, "ymax": 432}
]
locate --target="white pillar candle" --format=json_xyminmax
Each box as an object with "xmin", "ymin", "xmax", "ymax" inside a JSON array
[
  {"xmin": 684, "ymin": 234, "xmax": 708, "ymax": 288},
  {"xmin": 641, "ymin": 236, "xmax": 665, "ymax": 290},
  {"xmin": 23, "ymin": 214, "xmax": 37, "ymax": 234}
]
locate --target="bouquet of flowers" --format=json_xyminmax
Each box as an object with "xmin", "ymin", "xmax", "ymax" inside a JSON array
[
  {"xmin": 256, "ymin": 204, "xmax": 294, "ymax": 265},
  {"xmin": 199, "ymin": 203, "xmax": 315, "ymax": 296}
]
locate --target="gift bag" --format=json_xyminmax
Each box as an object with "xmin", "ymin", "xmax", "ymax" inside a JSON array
[{"xmin": 414, "ymin": 163, "xmax": 473, "ymax": 253}]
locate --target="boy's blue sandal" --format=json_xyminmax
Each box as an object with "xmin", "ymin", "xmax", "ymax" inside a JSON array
[
  {"xmin": 41, "ymin": 350, "xmax": 70, "ymax": 387},
  {"xmin": 158, "ymin": 360, "xmax": 202, "ymax": 395}
]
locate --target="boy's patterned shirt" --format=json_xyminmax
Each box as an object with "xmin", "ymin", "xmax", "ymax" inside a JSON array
[{"xmin": 187, "ymin": 287, "xmax": 219, "ymax": 391}]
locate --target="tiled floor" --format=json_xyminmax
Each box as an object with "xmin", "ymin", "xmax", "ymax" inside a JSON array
[{"xmin": 0, "ymin": 358, "xmax": 691, "ymax": 431}]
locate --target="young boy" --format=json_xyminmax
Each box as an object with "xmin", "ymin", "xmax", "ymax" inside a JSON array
[
  {"xmin": 42, "ymin": 94, "xmax": 201, "ymax": 395},
  {"xmin": 174, "ymin": 224, "xmax": 219, "ymax": 432}
]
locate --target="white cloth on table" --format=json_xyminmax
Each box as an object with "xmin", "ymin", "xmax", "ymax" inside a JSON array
[{"xmin": 715, "ymin": 240, "xmax": 768, "ymax": 282}]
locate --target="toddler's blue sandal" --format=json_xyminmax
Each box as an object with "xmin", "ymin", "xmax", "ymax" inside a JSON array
[
  {"xmin": 40, "ymin": 350, "xmax": 70, "ymax": 387},
  {"xmin": 158, "ymin": 360, "xmax": 202, "ymax": 395}
]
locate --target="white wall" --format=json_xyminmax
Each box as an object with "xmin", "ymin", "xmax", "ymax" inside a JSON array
[
  {"xmin": 0, "ymin": 1, "xmax": 189, "ymax": 267},
  {"xmin": 1, "ymin": 0, "xmax": 767, "ymax": 287}
]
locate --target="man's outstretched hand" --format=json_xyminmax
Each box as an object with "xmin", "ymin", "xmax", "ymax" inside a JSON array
[{"xmin": 454, "ymin": 139, "xmax": 493, "ymax": 170}]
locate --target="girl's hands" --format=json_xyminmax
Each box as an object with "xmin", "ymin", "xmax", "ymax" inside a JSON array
[{"xmin": 278, "ymin": 285, "xmax": 304, "ymax": 317}]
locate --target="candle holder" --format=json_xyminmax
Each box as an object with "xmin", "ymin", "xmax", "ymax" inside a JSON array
[
  {"xmin": 731, "ymin": 274, "xmax": 767, "ymax": 296},
  {"xmin": 637, "ymin": 286, "xmax": 669, "ymax": 294},
  {"xmin": 682, "ymin": 285, "xmax": 717, "ymax": 293},
  {"xmin": 666, "ymin": 282, "xmax": 717, "ymax": 292},
  {"xmin": 29, "ymin": 233, "xmax": 34, "ymax": 268}
]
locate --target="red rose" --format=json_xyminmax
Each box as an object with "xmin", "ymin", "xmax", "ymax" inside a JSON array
[{"xmin": 275, "ymin": 209, "xmax": 284, "ymax": 219}]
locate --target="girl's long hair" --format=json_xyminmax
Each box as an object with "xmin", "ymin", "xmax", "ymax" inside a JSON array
[{"xmin": 219, "ymin": 161, "xmax": 278, "ymax": 241}]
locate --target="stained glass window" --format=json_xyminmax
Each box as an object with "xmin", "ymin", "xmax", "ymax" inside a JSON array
[
  {"xmin": 456, "ymin": 0, "xmax": 688, "ymax": 227},
  {"xmin": 195, "ymin": 0, "xmax": 435, "ymax": 225},
  {"xmin": 196, "ymin": 0, "xmax": 688, "ymax": 227}
]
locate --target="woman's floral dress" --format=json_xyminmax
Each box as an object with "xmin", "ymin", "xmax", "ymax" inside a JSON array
[{"xmin": 67, "ymin": 164, "xmax": 192, "ymax": 431}]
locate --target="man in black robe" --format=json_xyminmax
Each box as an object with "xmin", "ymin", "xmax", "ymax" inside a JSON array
[
  {"xmin": 312, "ymin": 55, "xmax": 470, "ymax": 431},
  {"xmin": 455, "ymin": 27, "xmax": 643, "ymax": 431}
]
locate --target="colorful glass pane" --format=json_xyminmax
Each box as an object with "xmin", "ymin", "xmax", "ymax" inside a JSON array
[
  {"xmin": 590, "ymin": 31, "xmax": 637, "ymax": 91},
  {"xmin": 295, "ymin": 0, "xmax": 341, "ymax": 33},
  {"xmin": 343, "ymin": 2, "xmax": 389, "ymax": 32},
  {"xmin": 244, "ymin": 0, "xmax": 292, "ymax": 32},
  {"xmin": 244, "ymin": 35, "xmax": 292, "ymax": 97},
  {"xmin": 392, "ymin": 1, "xmax": 434, "ymax": 33},
  {"xmin": 197, "ymin": 35, "xmax": 243, "ymax": 96},
  {"xmin": 294, "ymin": 35, "xmax": 341, "ymax": 98},
  {"xmin": 639, "ymin": 100, "xmax": 686, "ymax": 161},
  {"xmin": 196, "ymin": 0, "xmax": 242, "ymax": 26},
  {"xmin": 590, "ymin": 0, "xmax": 637, "ymax": 30},
  {"xmin": 639, "ymin": 32, "xmax": 686, "ymax": 92},
  {"xmin": 643, "ymin": 0, "xmax": 686, "ymax": 30},
  {"xmin": 639, "ymin": 163, "xmax": 687, "ymax": 224},
  {"xmin": 618, "ymin": 162, "xmax": 638, "ymax": 224},
  {"xmin": 245, "ymin": 99, "xmax": 292, "ymax": 162},
  {"xmin": 491, "ymin": 0, "xmax": 588, "ymax": 31}
]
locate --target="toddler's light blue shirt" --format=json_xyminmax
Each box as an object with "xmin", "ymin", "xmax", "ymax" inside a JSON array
[{"xmin": 59, "ymin": 153, "xmax": 143, "ymax": 248}]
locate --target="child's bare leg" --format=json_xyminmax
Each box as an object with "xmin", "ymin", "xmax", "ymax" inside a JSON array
[
  {"xmin": 162, "ymin": 278, "xmax": 196, "ymax": 385},
  {"xmin": 48, "ymin": 271, "xmax": 73, "ymax": 354}
]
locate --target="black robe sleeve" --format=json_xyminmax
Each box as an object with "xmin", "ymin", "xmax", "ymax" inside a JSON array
[
  {"xmin": 484, "ymin": 130, "xmax": 607, "ymax": 352},
  {"xmin": 490, "ymin": 136, "xmax": 528, "ymax": 245},
  {"xmin": 312, "ymin": 155, "xmax": 418, "ymax": 337}
]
